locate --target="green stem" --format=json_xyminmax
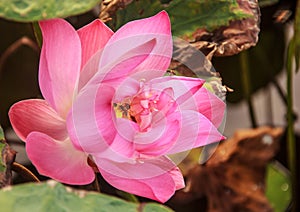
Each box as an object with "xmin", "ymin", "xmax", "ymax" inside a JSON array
[
  {"xmin": 286, "ymin": 40, "xmax": 297, "ymax": 212},
  {"xmin": 239, "ymin": 51, "xmax": 257, "ymax": 128},
  {"xmin": 32, "ymin": 22, "xmax": 42, "ymax": 48}
]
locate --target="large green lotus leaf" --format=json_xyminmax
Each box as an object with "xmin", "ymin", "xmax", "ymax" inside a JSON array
[
  {"xmin": 113, "ymin": 0, "xmax": 250, "ymax": 36},
  {"xmin": 0, "ymin": 181, "xmax": 173, "ymax": 212},
  {"xmin": 266, "ymin": 162, "xmax": 291, "ymax": 212},
  {"xmin": 0, "ymin": 0, "xmax": 101, "ymax": 22}
]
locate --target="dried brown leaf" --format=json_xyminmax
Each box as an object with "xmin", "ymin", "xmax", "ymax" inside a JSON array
[
  {"xmin": 99, "ymin": 0, "xmax": 134, "ymax": 22},
  {"xmin": 0, "ymin": 137, "xmax": 16, "ymax": 188},
  {"xmin": 171, "ymin": 127, "xmax": 283, "ymax": 212},
  {"xmin": 190, "ymin": 0, "xmax": 261, "ymax": 57}
]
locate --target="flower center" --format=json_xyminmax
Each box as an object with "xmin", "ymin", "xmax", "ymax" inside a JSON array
[
  {"xmin": 130, "ymin": 90, "xmax": 160, "ymax": 131},
  {"xmin": 113, "ymin": 87, "xmax": 176, "ymax": 132}
]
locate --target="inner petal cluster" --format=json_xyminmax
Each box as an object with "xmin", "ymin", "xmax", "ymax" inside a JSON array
[{"xmin": 114, "ymin": 85, "xmax": 177, "ymax": 133}]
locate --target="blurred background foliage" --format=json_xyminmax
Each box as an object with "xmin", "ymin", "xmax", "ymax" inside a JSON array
[{"xmin": 0, "ymin": 20, "xmax": 39, "ymax": 128}]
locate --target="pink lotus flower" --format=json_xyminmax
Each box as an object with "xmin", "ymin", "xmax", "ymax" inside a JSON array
[
  {"xmin": 67, "ymin": 11, "xmax": 226, "ymax": 202},
  {"xmin": 9, "ymin": 11, "xmax": 225, "ymax": 202}
]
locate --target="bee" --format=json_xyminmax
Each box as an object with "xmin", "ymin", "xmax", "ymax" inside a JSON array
[{"xmin": 113, "ymin": 102, "xmax": 135, "ymax": 121}]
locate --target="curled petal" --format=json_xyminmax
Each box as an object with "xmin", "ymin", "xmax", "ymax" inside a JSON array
[
  {"xmin": 113, "ymin": 77, "xmax": 140, "ymax": 103},
  {"xmin": 89, "ymin": 38, "xmax": 157, "ymax": 86},
  {"xmin": 180, "ymin": 87, "xmax": 226, "ymax": 127},
  {"xmin": 39, "ymin": 19, "xmax": 81, "ymax": 118},
  {"xmin": 105, "ymin": 113, "xmax": 179, "ymax": 159},
  {"xmin": 9, "ymin": 99, "xmax": 67, "ymax": 141},
  {"xmin": 94, "ymin": 156, "xmax": 185, "ymax": 203},
  {"xmin": 99, "ymin": 11, "xmax": 172, "ymax": 81},
  {"xmin": 149, "ymin": 76, "xmax": 204, "ymax": 100},
  {"xmin": 26, "ymin": 132, "xmax": 94, "ymax": 185},
  {"xmin": 166, "ymin": 110, "xmax": 225, "ymax": 155},
  {"xmin": 133, "ymin": 112, "xmax": 180, "ymax": 156}
]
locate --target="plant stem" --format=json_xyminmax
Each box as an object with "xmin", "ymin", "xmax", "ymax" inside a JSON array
[
  {"xmin": 286, "ymin": 40, "xmax": 297, "ymax": 212},
  {"xmin": 271, "ymin": 79, "xmax": 288, "ymax": 106},
  {"xmin": 93, "ymin": 174, "xmax": 101, "ymax": 192},
  {"xmin": 32, "ymin": 22, "xmax": 42, "ymax": 48},
  {"xmin": 12, "ymin": 162, "xmax": 40, "ymax": 182},
  {"xmin": 239, "ymin": 51, "xmax": 257, "ymax": 128}
]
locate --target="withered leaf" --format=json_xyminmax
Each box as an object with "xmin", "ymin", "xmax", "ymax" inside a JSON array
[
  {"xmin": 190, "ymin": 0, "xmax": 261, "ymax": 57},
  {"xmin": 171, "ymin": 127, "xmax": 283, "ymax": 212},
  {"xmin": 170, "ymin": 37, "xmax": 228, "ymax": 101},
  {"xmin": 0, "ymin": 127, "xmax": 16, "ymax": 188},
  {"xmin": 99, "ymin": 0, "xmax": 134, "ymax": 22},
  {"xmin": 103, "ymin": 0, "xmax": 259, "ymax": 57}
]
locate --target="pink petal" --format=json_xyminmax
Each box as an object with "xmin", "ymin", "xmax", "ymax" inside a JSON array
[
  {"xmin": 113, "ymin": 77, "xmax": 140, "ymax": 103},
  {"xmin": 26, "ymin": 132, "xmax": 94, "ymax": 185},
  {"xmin": 67, "ymin": 84, "xmax": 116, "ymax": 153},
  {"xmin": 94, "ymin": 156, "xmax": 185, "ymax": 203},
  {"xmin": 88, "ymin": 38, "xmax": 157, "ymax": 87},
  {"xmin": 149, "ymin": 76, "xmax": 205, "ymax": 100},
  {"xmin": 107, "ymin": 133, "xmax": 136, "ymax": 158},
  {"xmin": 99, "ymin": 11, "xmax": 172, "ymax": 81},
  {"xmin": 95, "ymin": 135, "xmax": 136, "ymax": 164},
  {"xmin": 9, "ymin": 99, "xmax": 67, "ymax": 141},
  {"xmin": 78, "ymin": 50, "xmax": 103, "ymax": 90},
  {"xmin": 166, "ymin": 110, "xmax": 225, "ymax": 155},
  {"xmin": 98, "ymin": 118, "xmax": 138, "ymax": 160},
  {"xmin": 133, "ymin": 112, "xmax": 180, "ymax": 156},
  {"xmin": 92, "ymin": 119, "xmax": 138, "ymax": 163},
  {"xmin": 97, "ymin": 113, "xmax": 178, "ymax": 160},
  {"xmin": 39, "ymin": 19, "xmax": 81, "ymax": 118},
  {"xmin": 77, "ymin": 19, "xmax": 113, "ymax": 70},
  {"xmin": 180, "ymin": 87, "xmax": 226, "ymax": 127}
]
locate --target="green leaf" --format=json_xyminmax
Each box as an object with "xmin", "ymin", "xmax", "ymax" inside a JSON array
[
  {"xmin": 0, "ymin": 0, "xmax": 101, "ymax": 22},
  {"xmin": 143, "ymin": 203, "xmax": 174, "ymax": 212},
  {"xmin": 266, "ymin": 162, "xmax": 292, "ymax": 212},
  {"xmin": 113, "ymin": 0, "xmax": 250, "ymax": 37},
  {"xmin": 0, "ymin": 181, "xmax": 174, "ymax": 212},
  {"xmin": 167, "ymin": 0, "xmax": 251, "ymax": 37},
  {"xmin": 113, "ymin": 0, "xmax": 164, "ymax": 30}
]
